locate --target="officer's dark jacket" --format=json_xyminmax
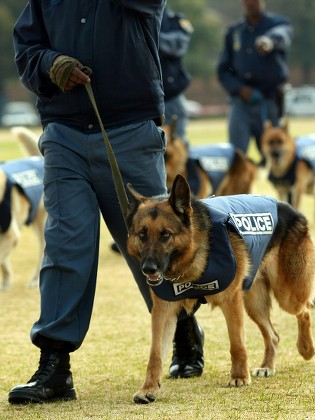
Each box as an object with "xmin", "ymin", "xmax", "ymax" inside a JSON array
[
  {"xmin": 159, "ymin": 8, "xmax": 192, "ymax": 100},
  {"xmin": 148, "ymin": 195, "xmax": 277, "ymax": 301},
  {"xmin": 0, "ymin": 158, "xmax": 44, "ymax": 233},
  {"xmin": 217, "ymin": 12, "xmax": 292, "ymax": 97},
  {"xmin": 13, "ymin": 0, "xmax": 166, "ymax": 133},
  {"xmin": 269, "ymin": 135, "xmax": 315, "ymax": 186}
]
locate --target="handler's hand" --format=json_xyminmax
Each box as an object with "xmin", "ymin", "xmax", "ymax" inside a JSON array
[
  {"xmin": 255, "ymin": 36, "xmax": 274, "ymax": 54},
  {"xmin": 50, "ymin": 55, "xmax": 92, "ymax": 92},
  {"xmin": 238, "ymin": 86, "xmax": 253, "ymax": 102}
]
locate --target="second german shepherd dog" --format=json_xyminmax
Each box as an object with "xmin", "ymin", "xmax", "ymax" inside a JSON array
[
  {"xmin": 261, "ymin": 119, "xmax": 315, "ymax": 210},
  {"xmin": 126, "ymin": 174, "xmax": 315, "ymax": 404},
  {"xmin": 163, "ymin": 123, "xmax": 256, "ymax": 198}
]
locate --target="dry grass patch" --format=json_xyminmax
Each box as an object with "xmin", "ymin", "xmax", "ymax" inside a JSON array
[{"xmin": 1, "ymin": 120, "xmax": 315, "ymax": 419}]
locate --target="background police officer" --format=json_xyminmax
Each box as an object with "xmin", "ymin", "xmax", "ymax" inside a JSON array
[
  {"xmin": 217, "ymin": 0, "xmax": 293, "ymax": 162},
  {"xmin": 159, "ymin": 6, "xmax": 193, "ymax": 144}
]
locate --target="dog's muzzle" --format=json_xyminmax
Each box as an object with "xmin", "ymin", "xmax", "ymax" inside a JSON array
[
  {"xmin": 270, "ymin": 150, "xmax": 282, "ymax": 160},
  {"xmin": 142, "ymin": 261, "xmax": 164, "ymax": 286},
  {"xmin": 146, "ymin": 276, "xmax": 163, "ymax": 287}
]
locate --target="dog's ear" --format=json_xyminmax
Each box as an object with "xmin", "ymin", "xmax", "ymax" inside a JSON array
[
  {"xmin": 163, "ymin": 115, "xmax": 178, "ymax": 144},
  {"xmin": 126, "ymin": 183, "xmax": 148, "ymax": 205},
  {"xmin": 279, "ymin": 117, "xmax": 289, "ymax": 133},
  {"xmin": 169, "ymin": 174, "xmax": 193, "ymax": 218},
  {"xmin": 169, "ymin": 115, "xmax": 178, "ymax": 142},
  {"xmin": 264, "ymin": 119, "xmax": 273, "ymax": 130}
]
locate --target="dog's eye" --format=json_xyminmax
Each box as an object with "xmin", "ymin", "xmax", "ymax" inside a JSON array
[
  {"xmin": 138, "ymin": 231, "xmax": 147, "ymax": 241},
  {"xmin": 270, "ymin": 138, "xmax": 283, "ymax": 146},
  {"xmin": 161, "ymin": 231, "xmax": 171, "ymax": 241}
]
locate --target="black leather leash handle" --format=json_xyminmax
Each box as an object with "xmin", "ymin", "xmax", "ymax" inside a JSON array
[{"xmin": 84, "ymin": 83, "xmax": 129, "ymax": 230}]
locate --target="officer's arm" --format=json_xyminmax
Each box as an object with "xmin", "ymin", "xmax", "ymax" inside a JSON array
[
  {"xmin": 159, "ymin": 30, "xmax": 191, "ymax": 58},
  {"xmin": 256, "ymin": 20, "xmax": 293, "ymax": 54},
  {"xmin": 114, "ymin": 0, "xmax": 165, "ymax": 15},
  {"xmin": 217, "ymin": 31, "xmax": 244, "ymax": 96}
]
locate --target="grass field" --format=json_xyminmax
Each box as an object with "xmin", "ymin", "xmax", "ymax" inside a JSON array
[{"xmin": 1, "ymin": 118, "xmax": 315, "ymax": 419}]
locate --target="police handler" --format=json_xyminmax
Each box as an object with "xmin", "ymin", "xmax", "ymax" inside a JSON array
[
  {"xmin": 8, "ymin": 0, "xmax": 178, "ymax": 405},
  {"xmin": 217, "ymin": 0, "xmax": 293, "ymax": 161}
]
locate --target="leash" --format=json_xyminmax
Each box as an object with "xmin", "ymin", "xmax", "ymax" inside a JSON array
[{"xmin": 84, "ymin": 83, "xmax": 130, "ymax": 230}]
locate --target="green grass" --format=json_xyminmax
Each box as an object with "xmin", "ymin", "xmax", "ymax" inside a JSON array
[{"xmin": 1, "ymin": 119, "xmax": 315, "ymax": 419}]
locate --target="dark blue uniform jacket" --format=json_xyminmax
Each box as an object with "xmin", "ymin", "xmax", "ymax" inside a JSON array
[
  {"xmin": 217, "ymin": 12, "xmax": 292, "ymax": 97},
  {"xmin": 159, "ymin": 8, "xmax": 192, "ymax": 100},
  {"xmin": 13, "ymin": 0, "xmax": 166, "ymax": 132},
  {"xmin": 0, "ymin": 158, "xmax": 44, "ymax": 233},
  {"xmin": 148, "ymin": 195, "xmax": 277, "ymax": 301}
]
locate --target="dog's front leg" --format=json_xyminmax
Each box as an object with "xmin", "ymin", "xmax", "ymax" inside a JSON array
[
  {"xmin": 133, "ymin": 297, "xmax": 178, "ymax": 404},
  {"xmin": 220, "ymin": 291, "xmax": 251, "ymax": 387}
]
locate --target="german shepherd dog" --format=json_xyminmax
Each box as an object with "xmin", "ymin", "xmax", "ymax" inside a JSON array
[
  {"xmin": 163, "ymin": 123, "xmax": 256, "ymax": 198},
  {"xmin": 0, "ymin": 127, "xmax": 45, "ymax": 289},
  {"xmin": 261, "ymin": 119, "xmax": 315, "ymax": 210},
  {"xmin": 126, "ymin": 174, "xmax": 315, "ymax": 404}
]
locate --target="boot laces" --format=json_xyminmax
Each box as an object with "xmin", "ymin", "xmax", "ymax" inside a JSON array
[{"xmin": 28, "ymin": 352, "xmax": 61, "ymax": 384}]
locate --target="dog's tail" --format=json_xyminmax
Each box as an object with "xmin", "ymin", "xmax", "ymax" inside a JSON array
[{"xmin": 11, "ymin": 126, "xmax": 41, "ymax": 157}]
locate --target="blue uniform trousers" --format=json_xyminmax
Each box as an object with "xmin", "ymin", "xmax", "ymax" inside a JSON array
[
  {"xmin": 31, "ymin": 121, "xmax": 167, "ymax": 350},
  {"xmin": 229, "ymin": 97, "xmax": 279, "ymax": 154},
  {"xmin": 164, "ymin": 93, "xmax": 189, "ymax": 143}
]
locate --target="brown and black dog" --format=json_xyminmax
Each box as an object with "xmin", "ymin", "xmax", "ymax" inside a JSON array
[
  {"xmin": 126, "ymin": 174, "xmax": 315, "ymax": 404},
  {"xmin": 163, "ymin": 123, "xmax": 256, "ymax": 198},
  {"xmin": 0, "ymin": 127, "xmax": 45, "ymax": 289},
  {"xmin": 261, "ymin": 119, "xmax": 315, "ymax": 209}
]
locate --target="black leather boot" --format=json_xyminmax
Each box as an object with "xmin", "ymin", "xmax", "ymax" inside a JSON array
[
  {"xmin": 168, "ymin": 315, "xmax": 204, "ymax": 379},
  {"xmin": 8, "ymin": 339, "xmax": 76, "ymax": 404}
]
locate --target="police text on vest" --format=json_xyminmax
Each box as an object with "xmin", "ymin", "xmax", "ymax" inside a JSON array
[{"xmin": 230, "ymin": 212, "xmax": 274, "ymax": 235}]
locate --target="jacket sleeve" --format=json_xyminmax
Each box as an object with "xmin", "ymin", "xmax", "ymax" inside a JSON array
[
  {"xmin": 159, "ymin": 29, "xmax": 191, "ymax": 58},
  {"xmin": 264, "ymin": 21, "xmax": 293, "ymax": 51},
  {"xmin": 13, "ymin": 2, "xmax": 61, "ymax": 96},
  {"xmin": 216, "ymin": 30, "xmax": 243, "ymax": 96},
  {"xmin": 114, "ymin": 0, "xmax": 166, "ymax": 15}
]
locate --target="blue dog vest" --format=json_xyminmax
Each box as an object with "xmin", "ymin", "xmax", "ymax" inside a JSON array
[
  {"xmin": 187, "ymin": 144, "xmax": 235, "ymax": 194},
  {"xmin": 148, "ymin": 195, "xmax": 278, "ymax": 301},
  {"xmin": 0, "ymin": 157, "xmax": 44, "ymax": 233},
  {"xmin": 269, "ymin": 134, "xmax": 315, "ymax": 186}
]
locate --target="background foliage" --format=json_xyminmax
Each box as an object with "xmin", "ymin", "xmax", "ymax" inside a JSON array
[{"xmin": 1, "ymin": 0, "xmax": 315, "ymax": 99}]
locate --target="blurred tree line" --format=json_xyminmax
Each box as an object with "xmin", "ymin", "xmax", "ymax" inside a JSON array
[{"xmin": 1, "ymin": 0, "xmax": 315, "ymax": 101}]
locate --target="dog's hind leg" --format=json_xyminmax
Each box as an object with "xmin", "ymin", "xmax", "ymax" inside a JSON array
[
  {"xmin": 243, "ymin": 274, "xmax": 280, "ymax": 377},
  {"xmin": 1, "ymin": 257, "xmax": 13, "ymax": 290},
  {"xmin": 296, "ymin": 308, "xmax": 314, "ymax": 360},
  {"xmin": 133, "ymin": 297, "xmax": 179, "ymax": 404},
  {"xmin": 0, "ymin": 227, "xmax": 20, "ymax": 290},
  {"xmin": 272, "ymin": 234, "xmax": 315, "ymax": 361},
  {"xmin": 28, "ymin": 203, "xmax": 46, "ymax": 288},
  {"xmin": 219, "ymin": 290, "xmax": 251, "ymax": 386}
]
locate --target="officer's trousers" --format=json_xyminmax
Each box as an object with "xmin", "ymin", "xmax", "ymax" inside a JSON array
[
  {"xmin": 228, "ymin": 97, "xmax": 279, "ymax": 155},
  {"xmin": 31, "ymin": 121, "xmax": 167, "ymax": 350},
  {"xmin": 164, "ymin": 93, "xmax": 189, "ymax": 143}
]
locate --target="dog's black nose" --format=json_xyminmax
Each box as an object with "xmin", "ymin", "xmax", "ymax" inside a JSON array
[
  {"xmin": 142, "ymin": 261, "xmax": 158, "ymax": 275},
  {"xmin": 271, "ymin": 150, "xmax": 281, "ymax": 159}
]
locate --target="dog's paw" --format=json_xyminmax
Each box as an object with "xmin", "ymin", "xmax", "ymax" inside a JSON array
[
  {"xmin": 297, "ymin": 341, "xmax": 315, "ymax": 361},
  {"xmin": 228, "ymin": 377, "xmax": 251, "ymax": 387},
  {"xmin": 133, "ymin": 390, "xmax": 157, "ymax": 404},
  {"xmin": 252, "ymin": 367, "xmax": 274, "ymax": 377},
  {"xmin": 28, "ymin": 276, "xmax": 39, "ymax": 289}
]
